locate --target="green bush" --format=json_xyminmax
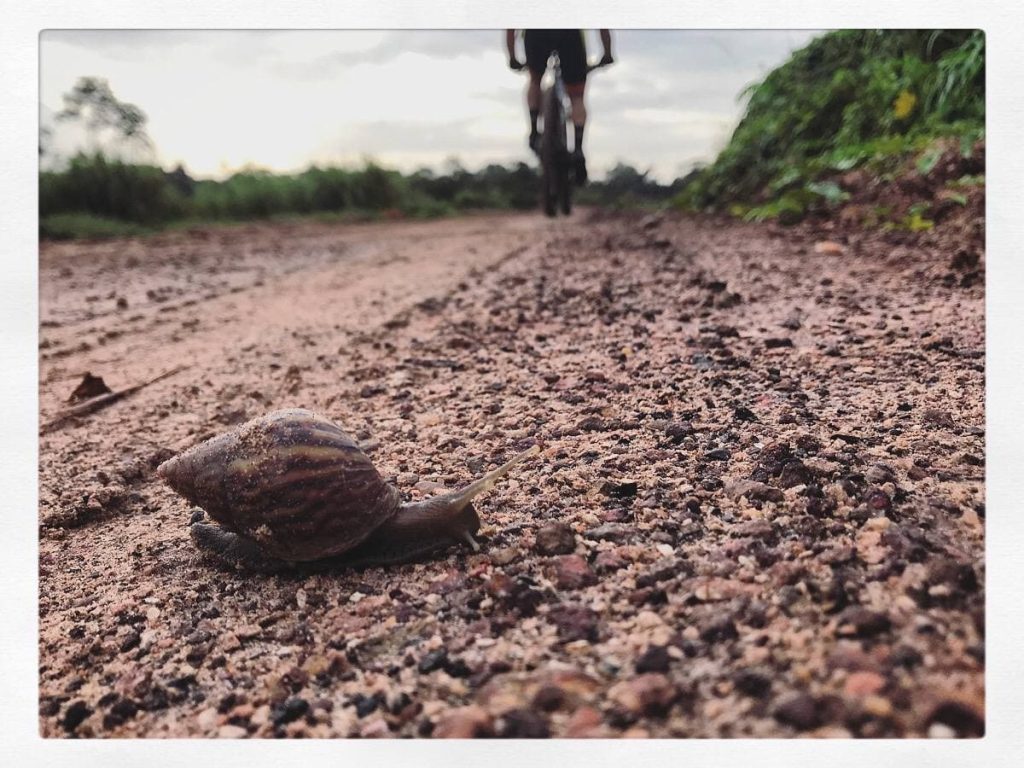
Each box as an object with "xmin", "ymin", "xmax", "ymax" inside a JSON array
[
  {"xmin": 675, "ymin": 29, "xmax": 985, "ymax": 216},
  {"xmin": 40, "ymin": 153, "xmax": 185, "ymax": 223}
]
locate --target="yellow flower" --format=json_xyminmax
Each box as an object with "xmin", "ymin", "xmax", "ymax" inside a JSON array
[{"xmin": 893, "ymin": 90, "xmax": 917, "ymax": 120}]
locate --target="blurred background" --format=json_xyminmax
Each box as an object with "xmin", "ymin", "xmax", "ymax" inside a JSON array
[{"xmin": 38, "ymin": 29, "xmax": 984, "ymax": 238}]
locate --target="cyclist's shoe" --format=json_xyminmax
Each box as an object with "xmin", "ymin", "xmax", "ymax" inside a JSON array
[
  {"xmin": 529, "ymin": 131, "xmax": 541, "ymax": 155},
  {"xmin": 573, "ymin": 149, "xmax": 588, "ymax": 186}
]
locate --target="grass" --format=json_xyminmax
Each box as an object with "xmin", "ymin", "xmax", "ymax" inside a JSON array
[{"xmin": 674, "ymin": 29, "xmax": 985, "ymax": 222}]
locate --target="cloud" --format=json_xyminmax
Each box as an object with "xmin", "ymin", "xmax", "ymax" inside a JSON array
[{"xmin": 267, "ymin": 30, "xmax": 502, "ymax": 80}]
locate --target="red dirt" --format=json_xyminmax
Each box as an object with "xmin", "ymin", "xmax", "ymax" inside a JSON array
[{"xmin": 38, "ymin": 210, "xmax": 984, "ymax": 738}]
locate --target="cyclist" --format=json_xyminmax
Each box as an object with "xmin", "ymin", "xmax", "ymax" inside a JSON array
[{"xmin": 506, "ymin": 29, "xmax": 613, "ymax": 185}]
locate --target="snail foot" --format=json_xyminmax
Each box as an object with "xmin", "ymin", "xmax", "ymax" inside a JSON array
[{"xmin": 190, "ymin": 522, "xmax": 291, "ymax": 574}]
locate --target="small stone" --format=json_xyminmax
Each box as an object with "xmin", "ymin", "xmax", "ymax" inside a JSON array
[
  {"xmin": 922, "ymin": 409, "xmax": 955, "ymax": 429},
  {"xmin": 418, "ymin": 649, "xmax": 449, "ymax": 674},
  {"xmin": 705, "ymin": 448, "xmax": 731, "ymax": 461},
  {"xmin": 434, "ymin": 706, "xmax": 494, "ymax": 738},
  {"xmin": 773, "ymin": 692, "xmax": 821, "ymax": 731},
  {"xmin": 844, "ymin": 671, "xmax": 887, "ymax": 697},
  {"xmin": 599, "ymin": 480, "xmax": 639, "ymax": 499},
  {"xmin": 837, "ymin": 607, "xmax": 891, "ymax": 638},
  {"xmin": 733, "ymin": 669, "xmax": 772, "ymax": 698},
  {"xmin": 489, "ymin": 547, "xmax": 519, "ymax": 566},
  {"xmin": 608, "ymin": 674, "xmax": 677, "ymax": 717},
  {"xmin": 549, "ymin": 554, "xmax": 597, "ymax": 590},
  {"xmin": 594, "ymin": 548, "xmax": 628, "ymax": 572},
  {"xmin": 862, "ymin": 695, "xmax": 893, "ymax": 719},
  {"xmin": 779, "ymin": 460, "xmax": 815, "ymax": 488},
  {"xmin": 217, "ymin": 724, "xmax": 248, "ymax": 738},
  {"xmin": 62, "ymin": 700, "xmax": 92, "ymax": 732},
  {"xmin": 700, "ymin": 616, "xmax": 738, "ymax": 643},
  {"xmin": 926, "ymin": 698, "xmax": 984, "ymax": 737},
  {"xmin": 565, "ymin": 706, "xmax": 606, "ymax": 737},
  {"xmin": 764, "ymin": 337, "xmax": 794, "ymax": 349},
  {"xmin": 635, "ymin": 645, "xmax": 671, "ymax": 674},
  {"xmin": 724, "ymin": 479, "xmax": 784, "ymax": 503},
  {"xmin": 359, "ymin": 718, "xmax": 391, "ymax": 738},
  {"xmin": 584, "ymin": 523, "xmax": 632, "ymax": 543},
  {"xmin": 534, "ymin": 522, "xmax": 576, "ymax": 555},
  {"xmin": 272, "ymin": 697, "xmax": 309, "ymax": 726},
  {"xmin": 549, "ymin": 604, "xmax": 599, "ymax": 643},
  {"xmin": 928, "ymin": 723, "xmax": 958, "ymax": 739},
  {"xmin": 196, "ymin": 706, "xmax": 219, "ymax": 730},
  {"xmin": 496, "ymin": 708, "xmax": 551, "ymax": 738},
  {"xmin": 664, "ymin": 421, "xmax": 693, "ymax": 444}
]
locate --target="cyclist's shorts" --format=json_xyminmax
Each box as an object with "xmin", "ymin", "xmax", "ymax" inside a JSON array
[{"xmin": 524, "ymin": 29, "xmax": 588, "ymax": 86}]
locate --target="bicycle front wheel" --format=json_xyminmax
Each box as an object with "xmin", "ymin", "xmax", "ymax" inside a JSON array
[{"xmin": 540, "ymin": 85, "xmax": 567, "ymax": 218}]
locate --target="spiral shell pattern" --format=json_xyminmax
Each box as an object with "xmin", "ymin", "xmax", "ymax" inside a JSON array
[{"xmin": 157, "ymin": 409, "xmax": 400, "ymax": 561}]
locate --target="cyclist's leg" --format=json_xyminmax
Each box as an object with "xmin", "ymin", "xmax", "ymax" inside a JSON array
[
  {"xmin": 523, "ymin": 30, "xmax": 552, "ymax": 152},
  {"xmin": 559, "ymin": 31, "xmax": 590, "ymax": 183}
]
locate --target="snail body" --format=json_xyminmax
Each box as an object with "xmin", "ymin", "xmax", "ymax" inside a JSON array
[{"xmin": 157, "ymin": 409, "xmax": 538, "ymax": 571}]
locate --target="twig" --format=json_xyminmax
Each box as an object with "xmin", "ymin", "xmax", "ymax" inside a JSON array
[{"xmin": 40, "ymin": 364, "xmax": 189, "ymax": 434}]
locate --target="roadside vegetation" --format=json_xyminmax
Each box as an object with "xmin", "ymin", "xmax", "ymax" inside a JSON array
[{"xmin": 674, "ymin": 29, "xmax": 985, "ymax": 225}]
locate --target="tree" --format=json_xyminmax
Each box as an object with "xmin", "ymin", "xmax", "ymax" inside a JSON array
[{"xmin": 55, "ymin": 77, "xmax": 153, "ymax": 159}]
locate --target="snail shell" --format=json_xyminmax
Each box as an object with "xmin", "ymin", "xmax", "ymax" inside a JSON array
[{"xmin": 157, "ymin": 408, "xmax": 538, "ymax": 567}]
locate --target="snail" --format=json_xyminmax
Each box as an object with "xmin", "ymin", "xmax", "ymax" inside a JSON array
[{"xmin": 157, "ymin": 409, "xmax": 538, "ymax": 572}]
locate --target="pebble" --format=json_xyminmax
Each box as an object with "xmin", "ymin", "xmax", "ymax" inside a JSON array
[
  {"xmin": 565, "ymin": 706, "xmax": 606, "ymax": 737},
  {"xmin": 700, "ymin": 616, "xmax": 739, "ymax": 643},
  {"xmin": 844, "ymin": 671, "xmax": 887, "ymax": 697},
  {"xmin": 837, "ymin": 607, "xmax": 891, "ymax": 638},
  {"xmin": 635, "ymin": 645, "xmax": 671, "ymax": 674},
  {"xmin": 61, "ymin": 700, "xmax": 92, "ymax": 732},
  {"xmin": 548, "ymin": 604, "xmax": 600, "ymax": 643},
  {"xmin": 584, "ymin": 523, "xmax": 632, "ymax": 543},
  {"xmin": 496, "ymin": 708, "xmax": 551, "ymax": 738},
  {"xmin": 773, "ymin": 692, "xmax": 822, "ymax": 731},
  {"xmin": 534, "ymin": 522, "xmax": 577, "ymax": 555},
  {"xmin": 549, "ymin": 554, "xmax": 597, "ymax": 590},
  {"xmin": 196, "ymin": 706, "xmax": 219, "ymax": 730},
  {"xmin": 733, "ymin": 669, "xmax": 772, "ymax": 698},
  {"xmin": 779, "ymin": 460, "xmax": 815, "ymax": 488},
  {"xmin": 724, "ymin": 479, "xmax": 784, "ymax": 503},
  {"xmin": 272, "ymin": 697, "xmax": 309, "ymax": 726},
  {"xmin": 928, "ymin": 723, "xmax": 958, "ymax": 738},
  {"xmin": 217, "ymin": 724, "xmax": 248, "ymax": 738},
  {"xmin": 433, "ymin": 706, "xmax": 494, "ymax": 738},
  {"xmin": 359, "ymin": 718, "xmax": 391, "ymax": 738},
  {"xmin": 489, "ymin": 547, "xmax": 519, "ymax": 566},
  {"xmin": 594, "ymin": 549, "xmax": 628, "ymax": 572},
  {"xmin": 608, "ymin": 674, "xmax": 677, "ymax": 717},
  {"xmin": 418, "ymin": 649, "xmax": 449, "ymax": 674}
]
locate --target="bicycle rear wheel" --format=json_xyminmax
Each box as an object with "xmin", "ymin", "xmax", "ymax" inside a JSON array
[{"xmin": 540, "ymin": 85, "xmax": 567, "ymax": 218}]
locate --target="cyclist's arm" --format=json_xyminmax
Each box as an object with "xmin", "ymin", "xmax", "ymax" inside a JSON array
[
  {"xmin": 506, "ymin": 29, "xmax": 518, "ymax": 64},
  {"xmin": 599, "ymin": 29, "xmax": 614, "ymax": 64}
]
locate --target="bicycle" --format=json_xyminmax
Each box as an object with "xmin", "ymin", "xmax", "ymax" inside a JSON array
[{"xmin": 522, "ymin": 53, "xmax": 610, "ymax": 218}]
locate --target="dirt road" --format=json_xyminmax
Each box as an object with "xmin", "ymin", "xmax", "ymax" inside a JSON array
[{"xmin": 38, "ymin": 211, "xmax": 984, "ymax": 738}]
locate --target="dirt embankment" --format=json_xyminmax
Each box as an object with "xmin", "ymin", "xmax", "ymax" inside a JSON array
[{"xmin": 39, "ymin": 209, "xmax": 984, "ymax": 738}]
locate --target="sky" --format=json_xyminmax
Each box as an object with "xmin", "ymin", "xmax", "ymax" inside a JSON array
[{"xmin": 39, "ymin": 29, "xmax": 821, "ymax": 183}]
